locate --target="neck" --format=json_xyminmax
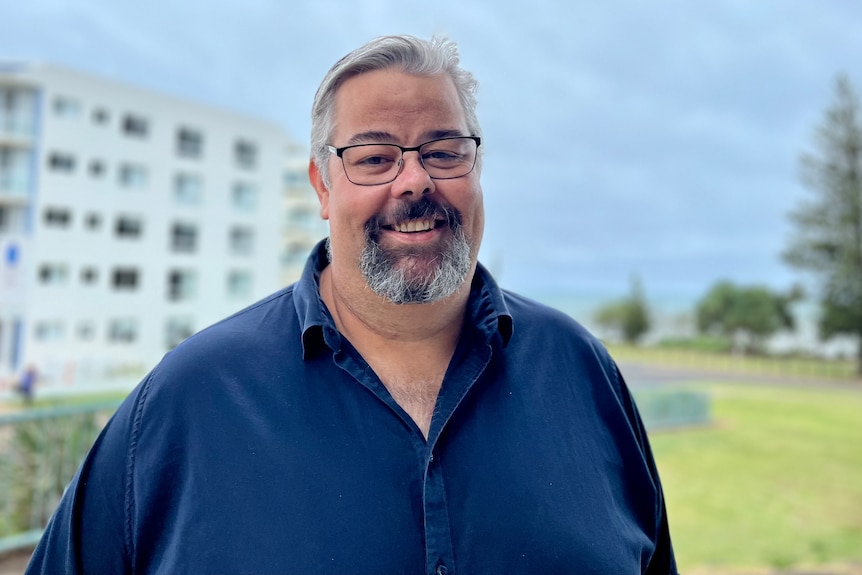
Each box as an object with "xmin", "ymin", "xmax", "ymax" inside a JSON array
[
  {"xmin": 319, "ymin": 264, "xmax": 472, "ymax": 349},
  {"xmin": 319, "ymin": 262, "xmax": 476, "ymax": 439}
]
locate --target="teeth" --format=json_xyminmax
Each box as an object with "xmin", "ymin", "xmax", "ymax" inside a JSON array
[{"xmin": 395, "ymin": 219, "xmax": 433, "ymax": 233}]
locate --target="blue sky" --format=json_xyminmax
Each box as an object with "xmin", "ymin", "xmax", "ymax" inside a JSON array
[{"xmin": 3, "ymin": 0, "xmax": 861, "ymax": 301}]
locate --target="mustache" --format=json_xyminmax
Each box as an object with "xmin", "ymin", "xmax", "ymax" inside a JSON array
[{"xmin": 365, "ymin": 197, "xmax": 462, "ymax": 236}]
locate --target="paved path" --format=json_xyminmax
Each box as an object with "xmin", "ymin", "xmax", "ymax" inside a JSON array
[
  {"xmin": 618, "ymin": 360, "xmax": 862, "ymax": 391},
  {"xmin": 0, "ymin": 551, "xmax": 30, "ymax": 575}
]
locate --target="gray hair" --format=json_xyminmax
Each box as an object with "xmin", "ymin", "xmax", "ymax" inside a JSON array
[{"xmin": 310, "ymin": 35, "xmax": 481, "ymax": 188}]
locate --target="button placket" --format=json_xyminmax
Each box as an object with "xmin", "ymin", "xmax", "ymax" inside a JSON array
[{"xmin": 423, "ymin": 440, "xmax": 454, "ymax": 575}]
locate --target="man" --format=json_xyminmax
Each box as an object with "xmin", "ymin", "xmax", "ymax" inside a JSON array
[
  {"xmin": 15, "ymin": 364, "xmax": 37, "ymax": 405},
  {"xmin": 27, "ymin": 35, "xmax": 677, "ymax": 574}
]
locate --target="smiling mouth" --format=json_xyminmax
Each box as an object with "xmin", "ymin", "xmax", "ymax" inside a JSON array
[{"xmin": 384, "ymin": 218, "xmax": 444, "ymax": 233}]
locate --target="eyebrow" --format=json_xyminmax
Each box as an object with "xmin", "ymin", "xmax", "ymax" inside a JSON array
[
  {"xmin": 425, "ymin": 129, "xmax": 466, "ymax": 140},
  {"xmin": 344, "ymin": 128, "xmax": 467, "ymax": 147},
  {"xmin": 345, "ymin": 131, "xmax": 397, "ymax": 146}
]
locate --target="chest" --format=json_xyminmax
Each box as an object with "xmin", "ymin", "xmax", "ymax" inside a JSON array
[
  {"xmin": 132, "ymin": 357, "xmax": 657, "ymax": 574},
  {"xmin": 374, "ymin": 370, "xmax": 443, "ymax": 437}
]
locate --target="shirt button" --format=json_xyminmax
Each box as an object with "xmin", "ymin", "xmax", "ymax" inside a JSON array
[{"xmin": 436, "ymin": 565, "xmax": 449, "ymax": 575}]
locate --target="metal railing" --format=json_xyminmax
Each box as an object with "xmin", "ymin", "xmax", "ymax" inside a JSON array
[
  {"xmin": 634, "ymin": 389, "xmax": 712, "ymax": 431},
  {"xmin": 0, "ymin": 401, "xmax": 121, "ymax": 554},
  {"xmin": 0, "ymin": 389, "xmax": 708, "ymax": 556}
]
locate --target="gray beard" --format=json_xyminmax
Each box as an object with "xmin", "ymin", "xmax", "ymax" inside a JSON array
[
  {"xmin": 325, "ymin": 204, "xmax": 472, "ymax": 304},
  {"xmin": 358, "ymin": 225, "xmax": 471, "ymax": 304}
]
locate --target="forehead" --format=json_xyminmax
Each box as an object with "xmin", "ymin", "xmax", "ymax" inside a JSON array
[{"xmin": 331, "ymin": 69, "xmax": 467, "ymax": 145}]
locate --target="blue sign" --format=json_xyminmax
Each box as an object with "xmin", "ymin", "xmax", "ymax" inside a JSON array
[{"xmin": 5, "ymin": 242, "xmax": 19, "ymax": 267}]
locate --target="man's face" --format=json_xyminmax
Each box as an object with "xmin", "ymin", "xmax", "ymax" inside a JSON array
[{"xmin": 313, "ymin": 69, "xmax": 484, "ymax": 304}]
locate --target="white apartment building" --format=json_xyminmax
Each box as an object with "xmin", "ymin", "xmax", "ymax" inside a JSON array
[
  {"xmin": 0, "ymin": 62, "xmax": 325, "ymax": 394},
  {"xmin": 281, "ymin": 141, "xmax": 326, "ymax": 284}
]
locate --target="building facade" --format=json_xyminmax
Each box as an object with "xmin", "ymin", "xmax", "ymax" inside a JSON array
[{"xmin": 0, "ymin": 63, "xmax": 325, "ymax": 394}]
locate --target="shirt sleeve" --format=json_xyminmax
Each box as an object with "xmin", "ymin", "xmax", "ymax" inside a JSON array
[{"xmin": 25, "ymin": 378, "xmax": 150, "ymax": 575}]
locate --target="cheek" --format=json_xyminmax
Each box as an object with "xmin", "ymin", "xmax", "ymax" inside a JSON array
[
  {"xmin": 328, "ymin": 195, "xmax": 374, "ymax": 243},
  {"xmin": 462, "ymin": 186, "xmax": 485, "ymax": 236}
]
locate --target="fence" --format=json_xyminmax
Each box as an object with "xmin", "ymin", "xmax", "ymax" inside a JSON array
[
  {"xmin": 634, "ymin": 389, "xmax": 712, "ymax": 430},
  {"xmin": 608, "ymin": 344, "xmax": 859, "ymax": 380},
  {"xmin": 0, "ymin": 387, "xmax": 708, "ymax": 557},
  {"xmin": 0, "ymin": 401, "xmax": 121, "ymax": 554}
]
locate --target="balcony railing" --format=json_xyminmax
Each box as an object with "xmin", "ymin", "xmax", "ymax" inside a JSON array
[
  {"xmin": 0, "ymin": 174, "xmax": 30, "ymax": 200},
  {"xmin": 0, "ymin": 118, "xmax": 35, "ymax": 141},
  {"xmin": 0, "ymin": 401, "xmax": 122, "ymax": 554}
]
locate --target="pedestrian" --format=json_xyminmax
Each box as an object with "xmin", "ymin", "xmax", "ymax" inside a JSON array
[
  {"xmin": 15, "ymin": 363, "xmax": 37, "ymax": 405},
  {"xmin": 26, "ymin": 35, "xmax": 677, "ymax": 574}
]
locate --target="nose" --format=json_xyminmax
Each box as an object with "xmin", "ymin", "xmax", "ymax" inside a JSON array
[{"xmin": 390, "ymin": 151, "xmax": 435, "ymax": 198}]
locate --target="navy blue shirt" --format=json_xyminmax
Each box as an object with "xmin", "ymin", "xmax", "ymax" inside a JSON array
[{"xmin": 27, "ymin": 241, "xmax": 677, "ymax": 574}]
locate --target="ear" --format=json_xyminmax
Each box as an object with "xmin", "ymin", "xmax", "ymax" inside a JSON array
[{"xmin": 309, "ymin": 159, "xmax": 331, "ymax": 220}]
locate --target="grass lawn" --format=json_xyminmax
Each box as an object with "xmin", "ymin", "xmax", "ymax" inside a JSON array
[{"xmin": 649, "ymin": 382, "xmax": 862, "ymax": 571}]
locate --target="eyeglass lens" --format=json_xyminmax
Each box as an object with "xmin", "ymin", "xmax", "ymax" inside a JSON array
[{"xmin": 341, "ymin": 137, "xmax": 478, "ymax": 185}]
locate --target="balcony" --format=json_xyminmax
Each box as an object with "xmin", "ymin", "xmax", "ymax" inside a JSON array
[
  {"xmin": 1, "ymin": 83, "xmax": 38, "ymax": 144},
  {"xmin": 0, "ymin": 118, "xmax": 34, "ymax": 144},
  {"xmin": 0, "ymin": 171, "xmax": 30, "ymax": 204}
]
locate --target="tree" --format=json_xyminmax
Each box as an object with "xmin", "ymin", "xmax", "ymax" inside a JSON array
[
  {"xmin": 783, "ymin": 74, "xmax": 862, "ymax": 374},
  {"xmin": 695, "ymin": 281, "xmax": 800, "ymax": 355},
  {"xmin": 594, "ymin": 275, "xmax": 651, "ymax": 344}
]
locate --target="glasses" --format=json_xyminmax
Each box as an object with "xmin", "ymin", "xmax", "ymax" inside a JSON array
[{"xmin": 328, "ymin": 136, "xmax": 481, "ymax": 186}]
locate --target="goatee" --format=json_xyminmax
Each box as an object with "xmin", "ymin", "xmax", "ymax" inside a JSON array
[{"xmin": 328, "ymin": 197, "xmax": 472, "ymax": 304}]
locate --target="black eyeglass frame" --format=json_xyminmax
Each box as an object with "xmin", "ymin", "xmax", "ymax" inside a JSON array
[{"xmin": 327, "ymin": 136, "xmax": 482, "ymax": 186}]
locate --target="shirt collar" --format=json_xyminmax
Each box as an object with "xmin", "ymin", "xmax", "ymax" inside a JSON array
[{"xmin": 294, "ymin": 239, "xmax": 513, "ymax": 359}]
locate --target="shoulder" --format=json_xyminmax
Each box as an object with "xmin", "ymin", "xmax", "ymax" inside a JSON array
[
  {"xmin": 499, "ymin": 289, "xmax": 622, "ymax": 386},
  {"xmin": 168, "ymin": 285, "xmax": 299, "ymax": 361},
  {"xmin": 502, "ymin": 290, "xmax": 603, "ymax": 347},
  {"xmin": 134, "ymin": 285, "xmax": 303, "ymax": 411}
]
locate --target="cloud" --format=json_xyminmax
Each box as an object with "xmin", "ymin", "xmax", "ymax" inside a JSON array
[{"xmin": 3, "ymin": 0, "xmax": 860, "ymax": 298}]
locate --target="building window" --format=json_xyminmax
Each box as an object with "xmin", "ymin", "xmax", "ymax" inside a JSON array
[
  {"xmin": 171, "ymin": 222, "xmax": 198, "ymax": 253},
  {"xmin": 34, "ymin": 320, "xmax": 65, "ymax": 342},
  {"xmin": 38, "ymin": 263, "xmax": 69, "ymax": 285},
  {"xmin": 92, "ymin": 108, "xmax": 109, "ymax": 125},
  {"xmin": 0, "ymin": 86, "xmax": 37, "ymax": 138},
  {"xmin": 1, "ymin": 147, "xmax": 30, "ymax": 193},
  {"xmin": 231, "ymin": 182, "xmax": 257, "ymax": 211},
  {"xmin": 108, "ymin": 318, "xmax": 138, "ymax": 343},
  {"xmin": 89, "ymin": 160, "xmax": 106, "ymax": 178},
  {"xmin": 281, "ymin": 242, "xmax": 308, "ymax": 266},
  {"xmin": 112, "ymin": 267, "xmax": 140, "ymax": 290},
  {"xmin": 122, "ymin": 114, "xmax": 148, "ymax": 138},
  {"xmin": 234, "ymin": 139, "xmax": 257, "ymax": 170},
  {"xmin": 118, "ymin": 163, "xmax": 148, "ymax": 188},
  {"xmin": 173, "ymin": 173, "xmax": 202, "ymax": 205},
  {"xmin": 77, "ymin": 321, "xmax": 96, "ymax": 341},
  {"xmin": 0, "ymin": 206, "xmax": 25, "ymax": 234},
  {"xmin": 165, "ymin": 317, "xmax": 194, "ymax": 350},
  {"xmin": 80, "ymin": 267, "xmax": 99, "ymax": 285},
  {"xmin": 115, "ymin": 216, "xmax": 143, "ymax": 238},
  {"xmin": 85, "ymin": 213, "xmax": 102, "ymax": 230},
  {"xmin": 43, "ymin": 207, "xmax": 71, "ymax": 227},
  {"xmin": 229, "ymin": 226, "xmax": 254, "ymax": 255},
  {"xmin": 227, "ymin": 270, "xmax": 252, "ymax": 299},
  {"xmin": 167, "ymin": 269, "xmax": 197, "ymax": 302},
  {"xmin": 286, "ymin": 206, "xmax": 315, "ymax": 229},
  {"xmin": 176, "ymin": 127, "xmax": 203, "ymax": 159},
  {"xmin": 283, "ymin": 170, "xmax": 307, "ymax": 187},
  {"xmin": 52, "ymin": 96, "xmax": 81, "ymax": 118},
  {"xmin": 48, "ymin": 152, "xmax": 75, "ymax": 173}
]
